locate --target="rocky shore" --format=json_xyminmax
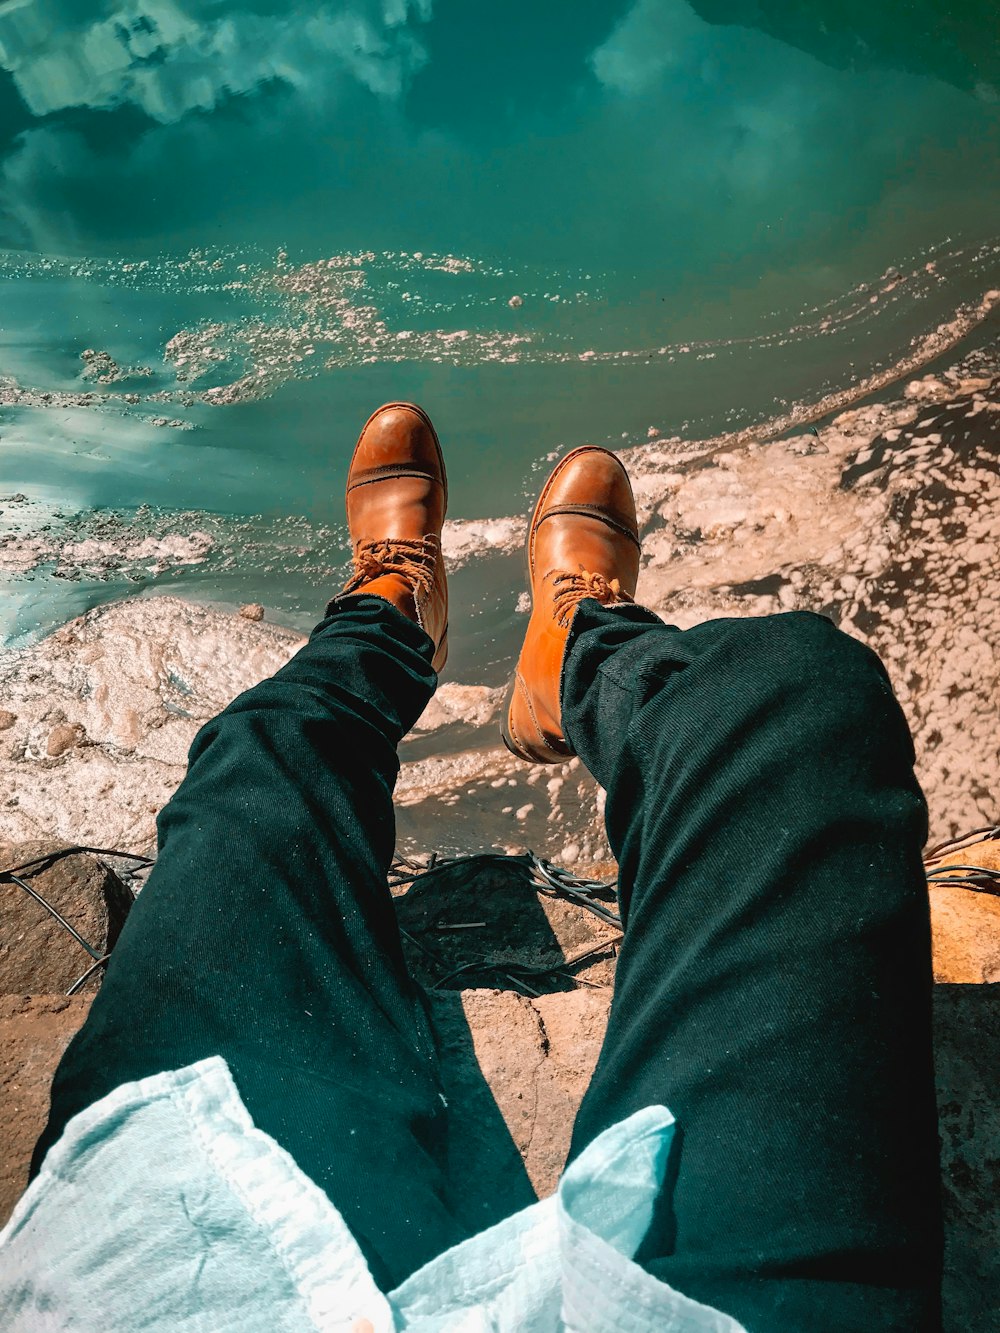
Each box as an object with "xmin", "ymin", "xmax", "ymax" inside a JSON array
[{"xmin": 4, "ymin": 349, "xmax": 998, "ymax": 855}]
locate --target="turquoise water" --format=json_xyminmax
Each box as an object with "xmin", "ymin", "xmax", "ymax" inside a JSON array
[{"xmin": 1, "ymin": 0, "xmax": 999, "ymax": 654}]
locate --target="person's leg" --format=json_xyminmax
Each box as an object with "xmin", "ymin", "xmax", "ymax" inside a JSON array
[
  {"xmin": 563, "ymin": 602, "xmax": 941, "ymax": 1331},
  {"xmin": 32, "ymin": 403, "xmax": 459, "ymax": 1290},
  {"xmin": 31, "ymin": 596, "xmax": 463, "ymax": 1288}
]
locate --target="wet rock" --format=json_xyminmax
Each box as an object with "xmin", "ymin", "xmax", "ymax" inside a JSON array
[
  {"xmin": 238, "ymin": 602, "xmax": 265, "ymax": 621},
  {"xmin": 904, "ymin": 376, "xmax": 951, "ymax": 401},
  {"xmin": 441, "ymin": 516, "xmax": 525, "ymax": 570},
  {"xmin": 1, "ymin": 517, "xmax": 214, "ymax": 580},
  {"xmin": 80, "ymin": 348, "xmax": 152, "ymax": 385},
  {"xmin": 0, "ymin": 598, "xmax": 304, "ymax": 850},
  {"xmin": 785, "ymin": 432, "xmax": 828, "ymax": 456},
  {"xmin": 411, "ymin": 683, "xmax": 504, "ymax": 733},
  {"xmin": 0, "ymin": 840, "xmax": 133, "ymax": 995},
  {"xmin": 0, "ymin": 595, "xmax": 611, "ymax": 867},
  {"xmin": 394, "ymin": 742, "xmax": 607, "ymax": 864}
]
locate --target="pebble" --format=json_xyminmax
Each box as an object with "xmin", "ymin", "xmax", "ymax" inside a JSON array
[{"xmin": 46, "ymin": 723, "xmax": 85, "ymax": 757}]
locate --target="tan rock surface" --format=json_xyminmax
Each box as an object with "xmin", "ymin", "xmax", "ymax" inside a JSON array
[
  {"xmin": 0, "ymin": 993, "xmax": 93, "ymax": 1225},
  {"xmin": 0, "ymin": 842, "xmax": 133, "ymax": 994},
  {"xmin": 436, "ymin": 987, "xmax": 607, "ymax": 1202},
  {"xmin": 929, "ymin": 837, "xmax": 1000, "ymax": 983}
]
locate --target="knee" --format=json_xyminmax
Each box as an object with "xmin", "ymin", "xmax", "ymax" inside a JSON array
[
  {"xmin": 725, "ymin": 611, "xmax": 925, "ymax": 838},
  {"xmin": 736, "ymin": 612, "xmax": 893, "ymax": 711}
]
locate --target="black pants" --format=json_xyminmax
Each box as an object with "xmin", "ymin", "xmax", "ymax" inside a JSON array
[{"xmin": 33, "ymin": 597, "xmax": 942, "ymax": 1331}]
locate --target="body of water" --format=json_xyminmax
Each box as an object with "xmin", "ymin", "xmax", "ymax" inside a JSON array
[{"xmin": 1, "ymin": 0, "xmax": 998, "ymax": 659}]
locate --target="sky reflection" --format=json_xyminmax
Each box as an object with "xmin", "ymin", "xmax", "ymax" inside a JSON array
[{"xmin": 0, "ymin": 0, "xmax": 995, "ymax": 273}]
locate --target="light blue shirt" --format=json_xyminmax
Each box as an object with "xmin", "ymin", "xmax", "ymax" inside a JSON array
[{"xmin": 0, "ymin": 1057, "xmax": 744, "ymax": 1331}]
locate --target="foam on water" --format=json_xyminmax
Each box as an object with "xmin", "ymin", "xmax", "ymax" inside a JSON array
[{"xmin": 0, "ymin": 236, "xmax": 997, "ymax": 419}]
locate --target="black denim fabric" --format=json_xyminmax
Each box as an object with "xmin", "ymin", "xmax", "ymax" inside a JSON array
[
  {"xmin": 32, "ymin": 597, "xmax": 941, "ymax": 1328},
  {"xmin": 561, "ymin": 603, "xmax": 941, "ymax": 1331},
  {"xmin": 32, "ymin": 596, "xmax": 462, "ymax": 1289}
]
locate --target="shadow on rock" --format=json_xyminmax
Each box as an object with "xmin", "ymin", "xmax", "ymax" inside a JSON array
[{"xmin": 395, "ymin": 855, "xmax": 619, "ymax": 1224}]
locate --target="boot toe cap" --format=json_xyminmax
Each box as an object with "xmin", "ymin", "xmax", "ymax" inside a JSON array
[{"xmin": 354, "ymin": 403, "xmax": 444, "ymax": 478}]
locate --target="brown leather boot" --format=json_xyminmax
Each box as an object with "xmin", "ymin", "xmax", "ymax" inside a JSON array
[
  {"xmin": 338, "ymin": 402, "xmax": 449, "ymax": 672},
  {"xmin": 501, "ymin": 446, "xmax": 640, "ymax": 763}
]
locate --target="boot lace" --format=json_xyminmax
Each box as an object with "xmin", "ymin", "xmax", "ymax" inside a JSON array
[
  {"xmin": 344, "ymin": 535, "xmax": 440, "ymax": 600},
  {"xmin": 550, "ymin": 569, "xmax": 633, "ymax": 627}
]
